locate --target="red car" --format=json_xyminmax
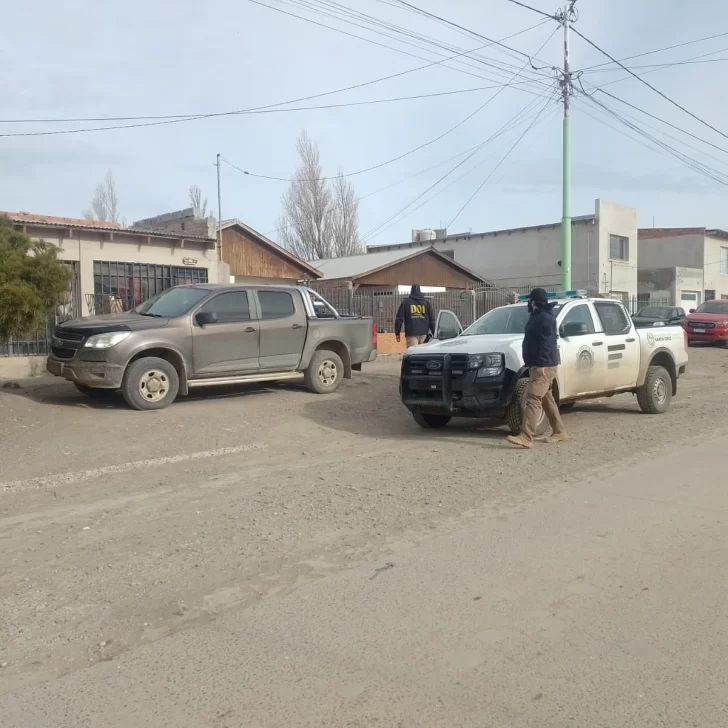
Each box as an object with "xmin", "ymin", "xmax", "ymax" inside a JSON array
[{"xmin": 682, "ymin": 300, "xmax": 728, "ymax": 346}]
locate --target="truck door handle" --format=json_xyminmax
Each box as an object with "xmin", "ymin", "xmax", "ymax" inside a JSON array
[
  {"xmin": 291, "ymin": 324, "xmax": 303, "ymax": 329},
  {"xmin": 592, "ymin": 341, "xmax": 604, "ymax": 346},
  {"xmin": 626, "ymin": 337, "xmax": 636, "ymax": 343},
  {"xmin": 244, "ymin": 327, "xmax": 256, "ymax": 333}
]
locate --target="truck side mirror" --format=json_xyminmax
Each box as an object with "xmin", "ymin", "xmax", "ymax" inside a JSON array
[
  {"xmin": 560, "ymin": 321, "xmax": 588, "ymax": 338},
  {"xmin": 196, "ymin": 311, "xmax": 218, "ymax": 326}
]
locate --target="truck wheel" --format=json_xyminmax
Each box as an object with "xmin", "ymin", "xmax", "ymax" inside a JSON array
[
  {"xmin": 305, "ymin": 350, "xmax": 344, "ymax": 394},
  {"xmin": 505, "ymin": 378, "xmax": 548, "ymax": 436},
  {"xmin": 636, "ymin": 365, "xmax": 672, "ymax": 414},
  {"xmin": 121, "ymin": 357, "xmax": 179, "ymax": 411},
  {"xmin": 412, "ymin": 411, "xmax": 451, "ymax": 429},
  {"xmin": 74, "ymin": 383, "xmax": 117, "ymax": 402}
]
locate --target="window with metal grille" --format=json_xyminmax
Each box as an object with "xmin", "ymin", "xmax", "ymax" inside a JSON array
[{"xmin": 91, "ymin": 261, "xmax": 208, "ymax": 314}]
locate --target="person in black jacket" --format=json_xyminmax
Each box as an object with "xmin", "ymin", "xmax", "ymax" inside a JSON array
[
  {"xmin": 395, "ymin": 285, "xmax": 435, "ymax": 347},
  {"xmin": 507, "ymin": 287, "xmax": 568, "ymax": 449}
]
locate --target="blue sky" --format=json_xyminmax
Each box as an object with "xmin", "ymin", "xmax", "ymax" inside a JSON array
[{"xmin": 2, "ymin": 0, "xmax": 727, "ymax": 246}]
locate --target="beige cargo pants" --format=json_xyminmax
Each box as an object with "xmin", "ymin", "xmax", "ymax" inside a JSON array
[
  {"xmin": 406, "ymin": 335, "xmax": 427, "ymax": 347},
  {"xmin": 522, "ymin": 366, "xmax": 565, "ymax": 442}
]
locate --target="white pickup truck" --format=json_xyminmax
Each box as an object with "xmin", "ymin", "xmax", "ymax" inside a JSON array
[{"xmin": 399, "ymin": 292, "xmax": 689, "ymax": 435}]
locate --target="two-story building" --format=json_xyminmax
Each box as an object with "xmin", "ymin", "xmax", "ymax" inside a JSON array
[
  {"xmin": 638, "ymin": 227, "xmax": 728, "ymax": 310},
  {"xmin": 367, "ymin": 199, "xmax": 638, "ymax": 301}
]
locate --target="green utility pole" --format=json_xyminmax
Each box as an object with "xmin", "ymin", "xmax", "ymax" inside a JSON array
[{"xmin": 558, "ymin": 1, "xmax": 577, "ymax": 290}]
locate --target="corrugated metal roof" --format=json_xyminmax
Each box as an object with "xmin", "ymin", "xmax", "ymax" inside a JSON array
[
  {"xmin": 313, "ymin": 246, "xmax": 484, "ymax": 282},
  {"xmin": 313, "ymin": 248, "xmax": 422, "ymax": 279}
]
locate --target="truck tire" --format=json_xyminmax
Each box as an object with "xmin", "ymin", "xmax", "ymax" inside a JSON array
[
  {"xmin": 412, "ymin": 411, "xmax": 451, "ymax": 429},
  {"xmin": 305, "ymin": 350, "xmax": 344, "ymax": 394},
  {"xmin": 505, "ymin": 378, "xmax": 548, "ymax": 436},
  {"xmin": 636, "ymin": 365, "xmax": 672, "ymax": 414},
  {"xmin": 121, "ymin": 357, "xmax": 179, "ymax": 411},
  {"xmin": 74, "ymin": 383, "xmax": 117, "ymax": 402}
]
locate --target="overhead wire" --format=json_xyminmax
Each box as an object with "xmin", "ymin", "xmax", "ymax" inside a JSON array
[
  {"xmin": 252, "ymin": 0, "xmax": 555, "ymax": 95},
  {"xmin": 575, "ymin": 93, "xmax": 728, "ymax": 187},
  {"xmin": 277, "ymin": 0, "xmax": 555, "ymax": 86},
  {"xmin": 0, "ymin": 18, "xmax": 551, "ymax": 135},
  {"xmin": 572, "ymin": 26, "xmax": 728, "ymax": 143},
  {"xmin": 578, "ymin": 30, "xmax": 728, "ymax": 72},
  {"xmin": 447, "ymin": 99, "xmax": 555, "ymax": 226},
  {"xmin": 387, "ymin": 0, "xmax": 555, "ymax": 67},
  {"xmin": 223, "ymin": 24, "xmax": 559, "ymax": 183},
  {"xmin": 362, "ymin": 90, "xmax": 556, "ymax": 241}
]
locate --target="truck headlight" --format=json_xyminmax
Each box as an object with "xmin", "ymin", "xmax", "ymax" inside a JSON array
[
  {"xmin": 469, "ymin": 353, "xmax": 504, "ymax": 378},
  {"xmin": 84, "ymin": 331, "xmax": 131, "ymax": 349}
]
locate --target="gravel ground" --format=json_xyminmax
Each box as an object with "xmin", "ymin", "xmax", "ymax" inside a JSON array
[{"xmin": 1, "ymin": 347, "xmax": 727, "ymax": 695}]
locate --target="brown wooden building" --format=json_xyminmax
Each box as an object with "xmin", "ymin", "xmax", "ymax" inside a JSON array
[
  {"xmin": 220, "ymin": 220, "xmax": 322, "ymax": 284},
  {"xmin": 312, "ymin": 247, "xmax": 485, "ymax": 290}
]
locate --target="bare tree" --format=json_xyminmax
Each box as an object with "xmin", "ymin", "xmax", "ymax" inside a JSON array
[
  {"xmin": 278, "ymin": 131, "xmax": 332, "ymax": 260},
  {"xmin": 278, "ymin": 130, "xmax": 360, "ymax": 260},
  {"xmin": 189, "ymin": 184, "xmax": 209, "ymax": 218},
  {"xmin": 330, "ymin": 171, "xmax": 362, "ymax": 257},
  {"xmin": 84, "ymin": 170, "xmax": 121, "ymax": 223}
]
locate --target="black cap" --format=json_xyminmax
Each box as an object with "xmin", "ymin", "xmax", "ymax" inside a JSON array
[
  {"xmin": 410, "ymin": 285, "xmax": 421, "ymax": 295},
  {"xmin": 529, "ymin": 287, "xmax": 549, "ymax": 305}
]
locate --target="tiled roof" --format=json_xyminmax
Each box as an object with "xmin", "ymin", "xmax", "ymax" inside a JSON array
[
  {"xmin": 2, "ymin": 211, "xmax": 215, "ymax": 243},
  {"xmin": 2, "ymin": 211, "xmax": 121, "ymax": 229}
]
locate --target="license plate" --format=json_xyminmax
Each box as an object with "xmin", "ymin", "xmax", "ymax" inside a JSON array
[{"xmin": 693, "ymin": 328, "xmax": 706, "ymax": 333}]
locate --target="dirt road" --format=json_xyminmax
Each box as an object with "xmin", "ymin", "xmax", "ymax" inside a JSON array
[{"xmin": 1, "ymin": 348, "xmax": 727, "ymax": 718}]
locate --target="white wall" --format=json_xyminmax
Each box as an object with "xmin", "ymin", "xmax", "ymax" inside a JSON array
[
  {"xmin": 596, "ymin": 199, "xmax": 638, "ymax": 296},
  {"xmin": 426, "ymin": 199, "xmax": 637, "ymax": 296},
  {"xmin": 26, "ymin": 225, "xmax": 219, "ymax": 316},
  {"xmin": 702, "ymin": 234, "xmax": 728, "ymax": 298}
]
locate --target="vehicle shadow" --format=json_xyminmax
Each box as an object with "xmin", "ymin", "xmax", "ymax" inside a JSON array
[{"xmin": 0, "ymin": 377, "xmax": 293, "ymax": 410}]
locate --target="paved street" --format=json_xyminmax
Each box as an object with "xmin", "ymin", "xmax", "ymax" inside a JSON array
[{"xmin": 1, "ymin": 348, "xmax": 727, "ymax": 726}]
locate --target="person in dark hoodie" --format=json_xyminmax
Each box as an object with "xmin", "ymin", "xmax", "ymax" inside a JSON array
[
  {"xmin": 395, "ymin": 285, "xmax": 435, "ymax": 347},
  {"xmin": 506, "ymin": 287, "xmax": 568, "ymax": 449}
]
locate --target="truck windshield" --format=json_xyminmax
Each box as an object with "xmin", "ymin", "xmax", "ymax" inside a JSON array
[
  {"xmin": 461, "ymin": 305, "xmax": 531, "ymax": 336},
  {"xmin": 695, "ymin": 301, "xmax": 728, "ymax": 315},
  {"xmin": 134, "ymin": 287, "xmax": 209, "ymax": 317},
  {"xmin": 636, "ymin": 306, "xmax": 671, "ymax": 319}
]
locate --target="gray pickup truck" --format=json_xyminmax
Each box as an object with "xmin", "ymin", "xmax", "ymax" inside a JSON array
[{"xmin": 46, "ymin": 284, "xmax": 377, "ymax": 410}]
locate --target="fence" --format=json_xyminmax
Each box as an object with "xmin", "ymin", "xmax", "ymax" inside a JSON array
[
  {"xmin": 308, "ymin": 283, "xmax": 562, "ymax": 333},
  {"xmin": 1, "ymin": 262, "xmax": 81, "ymax": 358}
]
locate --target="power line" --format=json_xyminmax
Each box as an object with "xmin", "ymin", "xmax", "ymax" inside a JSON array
[
  {"xmin": 581, "ymin": 56, "xmax": 728, "ymax": 74},
  {"xmin": 575, "ymin": 94, "xmax": 728, "ymax": 187},
  {"xmin": 572, "ymin": 26, "xmax": 728, "ymax": 143},
  {"xmin": 388, "ymin": 0, "xmax": 555, "ymax": 67},
  {"xmin": 363, "ymin": 91, "xmax": 556, "ymax": 241},
  {"xmin": 507, "ymin": 0, "xmax": 557, "ymax": 21},
  {"xmin": 448, "ymin": 98, "xmax": 554, "ymax": 226},
  {"xmin": 0, "ymin": 82, "xmax": 545, "ymax": 125},
  {"xmin": 0, "ymin": 20, "xmax": 550, "ymax": 136},
  {"xmin": 578, "ymin": 30, "xmax": 728, "ymax": 72},
  {"xmin": 594, "ymin": 88, "xmax": 728, "ymax": 157},
  {"xmin": 225, "ymin": 25, "xmax": 559, "ymax": 183},
  {"xmin": 251, "ymin": 0, "xmax": 554, "ymax": 95},
  {"xmin": 276, "ymin": 0, "xmax": 555, "ymax": 87}
]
